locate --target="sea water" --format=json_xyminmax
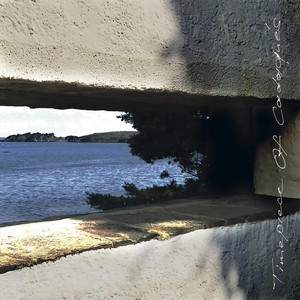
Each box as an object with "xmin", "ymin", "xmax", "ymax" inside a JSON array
[{"xmin": 0, "ymin": 142, "xmax": 187, "ymax": 224}]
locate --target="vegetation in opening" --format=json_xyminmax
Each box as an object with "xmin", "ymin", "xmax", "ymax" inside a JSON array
[
  {"xmin": 86, "ymin": 178, "xmax": 202, "ymax": 210},
  {"xmin": 86, "ymin": 110, "xmax": 210, "ymax": 210}
]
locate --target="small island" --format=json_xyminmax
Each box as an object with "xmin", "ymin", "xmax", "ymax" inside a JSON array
[{"xmin": 3, "ymin": 131, "xmax": 137, "ymax": 143}]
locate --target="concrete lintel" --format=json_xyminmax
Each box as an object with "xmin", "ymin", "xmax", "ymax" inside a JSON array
[
  {"xmin": 0, "ymin": 0, "xmax": 299, "ymax": 109},
  {"xmin": 0, "ymin": 78, "xmax": 266, "ymax": 111}
]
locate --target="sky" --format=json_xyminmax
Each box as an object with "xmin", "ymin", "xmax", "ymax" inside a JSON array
[{"xmin": 0, "ymin": 106, "xmax": 134, "ymax": 137}]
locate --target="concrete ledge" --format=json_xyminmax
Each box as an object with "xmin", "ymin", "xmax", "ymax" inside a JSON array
[
  {"xmin": 0, "ymin": 77, "xmax": 269, "ymax": 111},
  {"xmin": 1, "ymin": 194, "xmax": 299, "ymax": 274}
]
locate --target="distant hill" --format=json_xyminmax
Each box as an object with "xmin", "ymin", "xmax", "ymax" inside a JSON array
[
  {"xmin": 4, "ymin": 132, "xmax": 63, "ymax": 142},
  {"xmin": 4, "ymin": 131, "xmax": 137, "ymax": 143},
  {"xmin": 67, "ymin": 132, "xmax": 137, "ymax": 143}
]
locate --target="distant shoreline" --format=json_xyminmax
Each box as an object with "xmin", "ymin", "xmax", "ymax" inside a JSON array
[{"xmin": 2, "ymin": 131, "xmax": 137, "ymax": 143}]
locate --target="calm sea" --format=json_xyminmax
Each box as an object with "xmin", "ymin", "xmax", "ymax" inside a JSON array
[{"xmin": 0, "ymin": 142, "xmax": 187, "ymax": 224}]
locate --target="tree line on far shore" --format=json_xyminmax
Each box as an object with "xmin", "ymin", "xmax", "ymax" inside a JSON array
[{"xmin": 3, "ymin": 131, "xmax": 137, "ymax": 143}]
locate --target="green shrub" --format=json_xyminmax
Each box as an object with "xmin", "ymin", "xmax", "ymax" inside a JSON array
[
  {"xmin": 85, "ymin": 192, "xmax": 126, "ymax": 210},
  {"xmin": 86, "ymin": 178, "xmax": 201, "ymax": 211},
  {"xmin": 122, "ymin": 182, "xmax": 139, "ymax": 197},
  {"xmin": 160, "ymin": 170, "xmax": 170, "ymax": 179}
]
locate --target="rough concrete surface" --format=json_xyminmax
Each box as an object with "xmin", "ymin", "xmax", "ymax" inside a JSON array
[
  {"xmin": 0, "ymin": 0, "xmax": 299, "ymax": 111},
  {"xmin": 0, "ymin": 197, "xmax": 299, "ymax": 299},
  {"xmin": 1, "ymin": 194, "xmax": 299, "ymax": 275}
]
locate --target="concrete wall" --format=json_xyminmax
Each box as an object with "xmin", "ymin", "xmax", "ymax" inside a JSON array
[
  {"xmin": 0, "ymin": 0, "xmax": 299, "ymax": 108},
  {"xmin": 255, "ymin": 110, "xmax": 300, "ymax": 199},
  {"xmin": 1, "ymin": 212, "xmax": 299, "ymax": 299},
  {"xmin": 0, "ymin": 0, "xmax": 184, "ymax": 90}
]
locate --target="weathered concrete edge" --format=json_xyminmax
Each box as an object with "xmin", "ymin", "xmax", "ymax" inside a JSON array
[
  {"xmin": 1, "ymin": 77, "xmax": 299, "ymax": 112},
  {"xmin": 0, "ymin": 211, "xmax": 280, "ymax": 275},
  {"xmin": 0, "ymin": 232, "xmax": 160, "ymax": 275}
]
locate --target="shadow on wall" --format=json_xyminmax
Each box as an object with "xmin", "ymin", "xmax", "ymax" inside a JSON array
[
  {"xmin": 163, "ymin": 0, "xmax": 300, "ymax": 192},
  {"xmin": 215, "ymin": 212, "xmax": 300, "ymax": 299},
  {"xmin": 126, "ymin": 213, "xmax": 300, "ymax": 299},
  {"xmin": 159, "ymin": 1, "xmax": 276, "ymax": 192},
  {"xmin": 163, "ymin": 1, "xmax": 300, "ymax": 298},
  {"xmin": 1, "ymin": 213, "xmax": 298, "ymax": 299},
  {"xmin": 164, "ymin": 0, "xmax": 300, "ymax": 98},
  {"xmin": 278, "ymin": 0, "xmax": 300, "ymax": 98},
  {"xmin": 203, "ymin": 111, "xmax": 254, "ymax": 191}
]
